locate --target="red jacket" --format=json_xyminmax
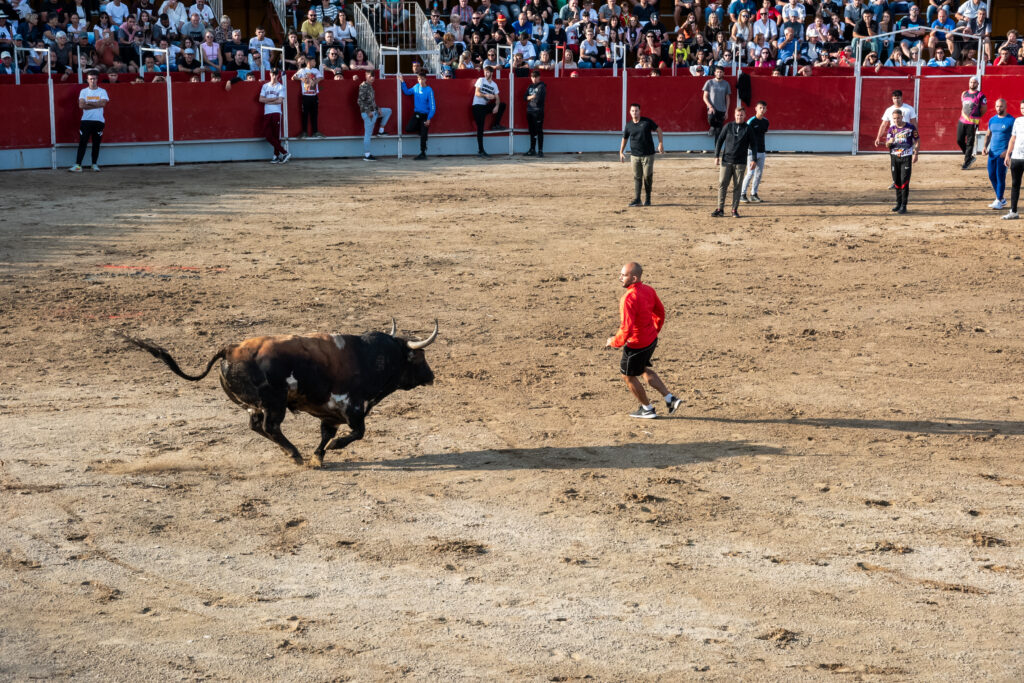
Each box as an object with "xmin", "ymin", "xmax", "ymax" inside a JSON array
[{"xmin": 611, "ymin": 282, "xmax": 664, "ymax": 349}]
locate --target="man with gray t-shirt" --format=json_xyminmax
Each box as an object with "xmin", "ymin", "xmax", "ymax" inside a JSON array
[{"xmin": 702, "ymin": 66, "xmax": 731, "ymax": 142}]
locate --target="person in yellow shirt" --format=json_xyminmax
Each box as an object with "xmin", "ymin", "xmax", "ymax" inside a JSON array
[{"xmin": 300, "ymin": 9, "xmax": 324, "ymax": 41}]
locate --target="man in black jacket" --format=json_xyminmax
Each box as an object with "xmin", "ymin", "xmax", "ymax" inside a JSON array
[
  {"xmin": 524, "ymin": 70, "xmax": 546, "ymax": 157},
  {"xmin": 713, "ymin": 106, "xmax": 755, "ymax": 218}
]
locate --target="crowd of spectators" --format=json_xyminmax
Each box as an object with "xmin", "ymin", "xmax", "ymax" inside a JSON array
[
  {"xmin": 1, "ymin": 0, "xmax": 1022, "ymax": 81},
  {"xmin": 419, "ymin": 0, "xmax": 1022, "ymax": 75},
  {"xmin": 0, "ymin": 0, "xmax": 372, "ymax": 79}
]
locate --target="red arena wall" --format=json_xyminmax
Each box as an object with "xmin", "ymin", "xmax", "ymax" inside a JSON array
[{"xmin": 3, "ymin": 70, "xmax": 1024, "ymax": 154}]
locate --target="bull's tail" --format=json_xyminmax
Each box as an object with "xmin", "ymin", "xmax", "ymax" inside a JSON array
[{"xmin": 121, "ymin": 333, "xmax": 226, "ymax": 382}]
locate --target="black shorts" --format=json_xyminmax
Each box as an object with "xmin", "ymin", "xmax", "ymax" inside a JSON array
[{"xmin": 620, "ymin": 338, "xmax": 657, "ymax": 376}]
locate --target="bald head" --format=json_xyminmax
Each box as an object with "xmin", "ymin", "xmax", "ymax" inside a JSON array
[{"xmin": 619, "ymin": 262, "xmax": 643, "ymax": 287}]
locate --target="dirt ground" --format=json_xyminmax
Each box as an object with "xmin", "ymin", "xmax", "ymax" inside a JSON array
[{"xmin": 2, "ymin": 152, "xmax": 1023, "ymax": 681}]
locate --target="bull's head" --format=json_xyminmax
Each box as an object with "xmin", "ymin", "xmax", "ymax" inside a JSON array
[{"xmin": 394, "ymin": 319, "xmax": 438, "ymax": 389}]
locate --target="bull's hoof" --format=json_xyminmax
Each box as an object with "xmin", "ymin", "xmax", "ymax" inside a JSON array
[{"xmin": 307, "ymin": 456, "xmax": 324, "ymax": 469}]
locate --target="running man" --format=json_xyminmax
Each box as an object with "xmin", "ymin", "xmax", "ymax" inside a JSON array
[
  {"xmin": 259, "ymin": 68, "xmax": 291, "ymax": 164},
  {"xmin": 1002, "ymin": 100, "xmax": 1024, "ymax": 220},
  {"xmin": 958, "ymin": 76, "xmax": 987, "ymax": 169},
  {"xmin": 983, "ymin": 98, "xmax": 1014, "ymax": 210},
  {"xmin": 741, "ymin": 100, "xmax": 770, "ymax": 203},
  {"xmin": 886, "ymin": 108, "xmax": 919, "ymax": 214},
  {"xmin": 70, "ymin": 70, "xmax": 108, "ymax": 172},
  {"xmin": 714, "ymin": 106, "xmax": 754, "ymax": 218},
  {"xmin": 605, "ymin": 262, "xmax": 684, "ymax": 419},
  {"xmin": 619, "ymin": 102, "xmax": 664, "ymax": 207},
  {"xmin": 401, "ymin": 71, "xmax": 436, "ymax": 160}
]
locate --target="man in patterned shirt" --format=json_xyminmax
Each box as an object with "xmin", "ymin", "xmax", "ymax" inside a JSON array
[
  {"xmin": 886, "ymin": 108, "xmax": 919, "ymax": 214},
  {"xmin": 357, "ymin": 70, "xmax": 392, "ymax": 161},
  {"xmin": 957, "ymin": 76, "xmax": 987, "ymax": 170}
]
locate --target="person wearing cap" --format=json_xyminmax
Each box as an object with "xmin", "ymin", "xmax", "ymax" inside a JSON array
[
  {"xmin": 0, "ymin": 50, "xmax": 15, "ymax": 74},
  {"xmin": 357, "ymin": 70, "xmax": 391, "ymax": 161},
  {"xmin": 176, "ymin": 45, "xmax": 202, "ymax": 72},
  {"xmin": 524, "ymin": 69, "xmax": 546, "ymax": 157},
  {"xmin": 620, "ymin": 102, "xmax": 663, "ymax": 207},
  {"xmin": 259, "ymin": 68, "xmax": 291, "ymax": 163},
  {"xmin": 401, "ymin": 71, "xmax": 435, "ymax": 160},
  {"xmin": 0, "ymin": 12, "xmax": 15, "ymax": 52},
  {"xmin": 70, "ymin": 71, "xmax": 109, "ymax": 173}
]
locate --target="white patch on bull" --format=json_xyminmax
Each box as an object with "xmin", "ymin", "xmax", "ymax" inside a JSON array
[
  {"xmin": 326, "ymin": 393, "xmax": 350, "ymax": 410},
  {"xmin": 332, "ymin": 335, "xmax": 346, "ymax": 350},
  {"xmin": 286, "ymin": 373, "xmax": 298, "ymax": 390}
]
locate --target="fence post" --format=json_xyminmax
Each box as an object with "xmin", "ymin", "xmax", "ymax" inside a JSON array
[
  {"xmin": 508, "ymin": 66, "xmax": 514, "ymax": 156},
  {"xmin": 46, "ymin": 51, "xmax": 56, "ymax": 170},
  {"xmin": 851, "ymin": 44, "xmax": 861, "ymax": 155}
]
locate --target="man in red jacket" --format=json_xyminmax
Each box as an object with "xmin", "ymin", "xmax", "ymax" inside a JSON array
[{"xmin": 605, "ymin": 262, "xmax": 684, "ymax": 419}]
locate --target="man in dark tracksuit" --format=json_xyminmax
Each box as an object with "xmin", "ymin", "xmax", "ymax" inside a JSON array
[
  {"xmin": 524, "ymin": 70, "xmax": 546, "ymax": 157},
  {"xmin": 713, "ymin": 106, "xmax": 755, "ymax": 218}
]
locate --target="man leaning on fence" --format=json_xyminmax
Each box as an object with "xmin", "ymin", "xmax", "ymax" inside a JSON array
[{"xmin": 358, "ymin": 70, "xmax": 393, "ymax": 161}]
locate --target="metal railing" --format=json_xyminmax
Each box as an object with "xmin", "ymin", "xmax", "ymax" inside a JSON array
[
  {"xmin": 353, "ymin": 3, "xmax": 383, "ymax": 75},
  {"xmin": 413, "ymin": 3, "xmax": 440, "ymax": 75},
  {"xmin": 359, "ymin": 0, "xmax": 415, "ymax": 50},
  {"xmin": 270, "ymin": 0, "xmax": 286, "ymax": 30}
]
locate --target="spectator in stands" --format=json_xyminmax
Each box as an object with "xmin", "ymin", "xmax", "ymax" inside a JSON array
[
  {"xmin": 457, "ymin": 50, "xmax": 475, "ymax": 68},
  {"xmin": 439, "ymin": 32, "xmax": 458, "ymax": 72},
  {"xmin": 476, "ymin": 0, "xmax": 498, "ymax": 28},
  {"xmin": 993, "ymin": 45, "xmax": 1017, "ymax": 65},
  {"xmin": 562, "ymin": 44, "xmax": 578, "ymax": 68},
  {"xmin": 151, "ymin": 13, "xmax": 177, "ymax": 43},
  {"xmin": 732, "ymin": 7, "xmax": 753, "ymax": 43},
  {"xmin": 178, "ymin": 45, "xmax": 202, "ymax": 72},
  {"xmin": 852, "ymin": 8, "xmax": 876, "ymax": 54},
  {"xmin": 926, "ymin": 0, "xmax": 951, "ymax": 24},
  {"xmin": 753, "ymin": 7, "xmax": 778, "ymax": 47},
  {"xmin": 300, "ymin": 9, "xmax": 323, "ymax": 40},
  {"xmin": 897, "ymin": 4, "xmax": 926, "ymax": 59},
  {"xmin": 998, "ymin": 29, "xmax": 1020, "ymax": 56},
  {"xmin": 298, "ymin": 35, "xmax": 317, "ymax": 63},
  {"xmin": 222, "ymin": 28, "xmax": 244, "ymax": 62},
  {"xmin": 321, "ymin": 46, "xmax": 346, "ymax": 73},
  {"xmin": 535, "ymin": 48, "xmax": 554, "ymax": 68},
  {"xmin": 199, "ymin": 30, "xmax": 220, "ymax": 70},
  {"xmin": 427, "ymin": 9, "xmax": 446, "ymax": 37},
  {"xmin": 955, "ymin": 6, "xmax": 990, "ymax": 62},
  {"xmin": 228, "ymin": 48, "xmax": 248, "ymax": 74},
  {"xmin": 95, "ymin": 27, "xmax": 118, "ymax": 69},
  {"xmin": 0, "ymin": 50, "xmax": 14, "ymax": 73},
  {"xmin": 483, "ymin": 46, "xmax": 503, "ymax": 68},
  {"xmin": 513, "ymin": 30, "xmax": 538, "ymax": 64},
  {"xmin": 928, "ymin": 7, "xmax": 955, "ymax": 58},
  {"xmin": 107, "ymin": 0, "xmax": 131, "ymax": 26},
  {"xmin": 188, "ymin": 0, "xmax": 214, "ymax": 26},
  {"xmin": 281, "ymin": 30, "xmax": 300, "ymax": 67},
  {"xmin": 452, "ymin": 0, "xmax": 474, "ymax": 24},
  {"xmin": 350, "ymin": 47, "xmax": 372, "ymax": 70},
  {"xmin": 754, "ymin": 46, "xmax": 773, "ymax": 66},
  {"xmin": 249, "ymin": 26, "xmax": 273, "ymax": 59},
  {"xmin": 333, "ymin": 12, "xmax": 357, "ymax": 59},
  {"xmin": 181, "ymin": 13, "xmax": 205, "ymax": 42},
  {"xmin": 401, "ymin": 71, "xmax": 435, "ymax": 160},
  {"xmin": 468, "ymin": 31, "xmax": 487, "ymax": 63},
  {"xmin": 313, "ymin": 0, "xmax": 339, "ymax": 24},
  {"xmin": 212, "ymin": 15, "xmax": 232, "ymax": 43},
  {"xmin": 75, "ymin": 32, "xmax": 98, "ymax": 70},
  {"xmin": 64, "ymin": 13, "xmax": 86, "ymax": 41},
  {"xmin": 157, "ymin": 0, "xmax": 186, "ymax": 29},
  {"xmin": 926, "ymin": 44, "xmax": 955, "ymax": 65}
]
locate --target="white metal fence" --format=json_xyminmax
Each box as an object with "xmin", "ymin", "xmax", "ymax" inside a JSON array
[{"xmin": 353, "ymin": 3, "xmax": 384, "ymax": 74}]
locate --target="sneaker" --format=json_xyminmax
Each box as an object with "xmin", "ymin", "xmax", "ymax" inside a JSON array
[
  {"xmin": 477, "ymin": 150, "xmax": 490, "ymax": 158},
  {"xmin": 378, "ymin": 127, "xmax": 385, "ymax": 135},
  {"xmin": 312, "ymin": 132, "xmax": 325, "ymax": 138},
  {"xmin": 740, "ymin": 194, "xmax": 751, "ymax": 203},
  {"xmin": 731, "ymin": 210, "xmax": 741, "ymax": 218},
  {"xmin": 1002, "ymin": 210, "xmax": 1020, "ymax": 220},
  {"xmin": 629, "ymin": 405, "xmax": 657, "ymax": 419},
  {"xmin": 524, "ymin": 149, "xmax": 536, "ymax": 156},
  {"xmin": 628, "ymin": 198, "xmax": 642, "ymax": 207},
  {"xmin": 363, "ymin": 154, "xmax": 377, "ymax": 161},
  {"xmin": 69, "ymin": 164, "xmax": 82, "ymax": 172},
  {"xmin": 897, "ymin": 206, "xmax": 907, "ymax": 214},
  {"xmin": 666, "ymin": 396, "xmax": 683, "ymax": 414},
  {"xmin": 750, "ymin": 194, "xmax": 764, "ymax": 203},
  {"xmin": 414, "ymin": 152, "xmax": 427, "ymax": 160},
  {"xmin": 91, "ymin": 164, "xmax": 100, "ymax": 172},
  {"xmin": 297, "ymin": 132, "xmax": 307, "ymax": 139},
  {"xmin": 990, "ymin": 199, "xmax": 1007, "ymax": 209},
  {"xmin": 965, "ymin": 156, "xmax": 976, "ymax": 170},
  {"xmin": 537, "ymin": 151, "xmax": 544, "ymax": 158},
  {"xmin": 270, "ymin": 155, "xmax": 280, "ymax": 164},
  {"xmin": 643, "ymin": 197, "xmax": 651, "ymax": 207},
  {"xmin": 711, "ymin": 208, "xmax": 724, "ymax": 217},
  {"xmin": 491, "ymin": 125, "xmax": 508, "ymax": 132},
  {"xmin": 279, "ymin": 152, "xmax": 292, "ymax": 164}
]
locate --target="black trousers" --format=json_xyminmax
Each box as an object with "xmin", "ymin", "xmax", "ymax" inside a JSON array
[
  {"xmin": 405, "ymin": 111, "xmax": 430, "ymax": 152},
  {"xmin": 708, "ymin": 109, "xmax": 725, "ymax": 141},
  {"xmin": 890, "ymin": 154, "xmax": 913, "ymax": 208},
  {"xmin": 472, "ymin": 102, "xmax": 506, "ymax": 152},
  {"xmin": 76, "ymin": 120, "xmax": 104, "ymax": 165},
  {"xmin": 956, "ymin": 122, "xmax": 977, "ymax": 166},
  {"xmin": 527, "ymin": 110, "xmax": 544, "ymax": 151},
  {"xmin": 300, "ymin": 94, "xmax": 319, "ymax": 135},
  {"xmin": 1010, "ymin": 159, "xmax": 1024, "ymax": 213}
]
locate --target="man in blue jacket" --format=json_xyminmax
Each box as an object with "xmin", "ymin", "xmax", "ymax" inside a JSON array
[{"xmin": 401, "ymin": 72, "xmax": 436, "ymax": 160}]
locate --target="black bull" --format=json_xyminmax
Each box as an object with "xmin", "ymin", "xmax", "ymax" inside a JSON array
[{"xmin": 122, "ymin": 320, "xmax": 437, "ymax": 468}]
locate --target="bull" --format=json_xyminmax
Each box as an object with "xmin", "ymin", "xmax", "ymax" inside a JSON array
[{"xmin": 121, "ymin": 319, "xmax": 437, "ymax": 468}]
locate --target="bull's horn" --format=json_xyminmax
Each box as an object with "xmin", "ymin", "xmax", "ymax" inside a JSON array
[
  {"xmin": 388, "ymin": 317, "xmax": 397, "ymax": 336},
  {"xmin": 406, "ymin": 320, "xmax": 439, "ymax": 350}
]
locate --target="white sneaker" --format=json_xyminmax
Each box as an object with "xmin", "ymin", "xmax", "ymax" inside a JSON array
[
  {"xmin": 91, "ymin": 164, "xmax": 100, "ymax": 172},
  {"xmin": 1002, "ymin": 210, "xmax": 1019, "ymax": 220},
  {"xmin": 989, "ymin": 199, "xmax": 1005, "ymax": 209},
  {"xmin": 270, "ymin": 155, "xmax": 280, "ymax": 164},
  {"xmin": 279, "ymin": 152, "xmax": 292, "ymax": 164},
  {"xmin": 69, "ymin": 164, "xmax": 82, "ymax": 172}
]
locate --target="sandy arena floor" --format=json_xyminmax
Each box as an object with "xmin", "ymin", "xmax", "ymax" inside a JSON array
[{"xmin": 1, "ymin": 153, "xmax": 1023, "ymax": 681}]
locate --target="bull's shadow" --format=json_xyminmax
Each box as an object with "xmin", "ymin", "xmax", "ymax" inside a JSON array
[
  {"xmin": 326, "ymin": 440, "xmax": 788, "ymax": 472},
  {"xmin": 672, "ymin": 416, "xmax": 1024, "ymax": 435}
]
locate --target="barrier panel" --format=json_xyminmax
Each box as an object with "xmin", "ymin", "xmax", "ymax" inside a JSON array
[{"xmin": 4, "ymin": 71, "xmax": 1024, "ymax": 158}]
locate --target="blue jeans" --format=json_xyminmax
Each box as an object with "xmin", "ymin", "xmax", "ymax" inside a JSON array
[
  {"xmin": 704, "ymin": 6, "xmax": 724, "ymax": 24},
  {"xmin": 742, "ymin": 151, "xmax": 765, "ymax": 196},
  {"xmin": 361, "ymin": 108, "xmax": 392, "ymax": 155},
  {"xmin": 988, "ymin": 152, "xmax": 1007, "ymax": 201}
]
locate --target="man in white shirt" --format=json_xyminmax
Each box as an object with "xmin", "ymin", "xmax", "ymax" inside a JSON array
[
  {"xmin": 292, "ymin": 59, "xmax": 324, "ymax": 138},
  {"xmin": 158, "ymin": 0, "xmax": 188, "ymax": 29},
  {"xmin": 187, "ymin": 0, "xmax": 215, "ymax": 26},
  {"xmin": 512, "ymin": 32, "xmax": 537, "ymax": 65},
  {"xmin": 752, "ymin": 13, "xmax": 778, "ymax": 45},
  {"xmin": 70, "ymin": 71, "xmax": 109, "ymax": 172},
  {"xmin": 248, "ymin": 26, "xmax": 274, "ymax": 59},
  {"xmin": 472, "ymin": 65, "xmax": 507, "ymax": 157},
  {"xmin": 106, "ymin": 0, "xmax": 131, "ymax": 25},
  {"xmin": 955, "ymin": 0, "xmax": 984, "ymax": 22},
  {"xmin": 259, "ymin": 68, "xmax": 290, "ymax": 163}
]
